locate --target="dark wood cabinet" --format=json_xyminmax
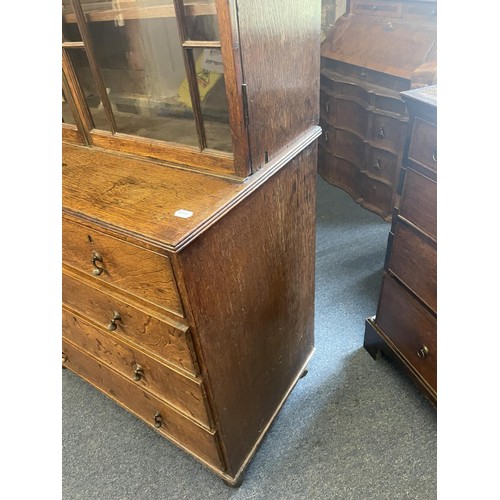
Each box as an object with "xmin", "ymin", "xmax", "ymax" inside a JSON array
[
  {"xmin": 364, "ymin": 84, "xmax": 437, "ymax": 406},
  {"xmin": 318, "ymin": 0, "xmax": 436, "ymax": 220},
  {"xmin": 62, "ymin": 0, "xmax": 321, "ymax": 486}
]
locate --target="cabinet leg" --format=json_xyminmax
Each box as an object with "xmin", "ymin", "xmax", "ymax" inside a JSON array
[
  {"xmin": 300, "ymin": 367, "xmax": 309, "ymax": 379},
  {"xmin": 223, "ymin": 473, "xmax": 244, "ymax": 488}
]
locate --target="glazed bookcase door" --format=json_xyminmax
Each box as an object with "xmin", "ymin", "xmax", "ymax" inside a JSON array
[{"xmin": 61, "ymin": 0, "xmax": 249, "ymax": 177}]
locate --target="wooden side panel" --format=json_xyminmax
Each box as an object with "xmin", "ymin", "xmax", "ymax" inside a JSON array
[
  {"xmin": 237, "ymin": 0, "xmax": 321, "ymax": 169},
  {"xmin": 179, "ymin": 143, "xmax": 317, "ymax": 474}
]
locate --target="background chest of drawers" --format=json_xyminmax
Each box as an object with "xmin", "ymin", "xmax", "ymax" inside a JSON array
[
  {"xmin": 364, "ymin": 85, "xmax": 437, "ymax": 406},
  {"xmin": 319, "ymin": 0, "xmax": 437, "ymax": 220}
]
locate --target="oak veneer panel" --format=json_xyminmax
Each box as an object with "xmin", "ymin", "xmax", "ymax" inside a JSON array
[
  {"xmin": 179, "ymin": 143, "xmax": 317, "ymax": 475},
  {"xmin": 62, "ymin": 340, "xmax": 223, "ymax": 469},
  {"xmin": 62, "ymin": 143, "xmax": 247, "ymax": 250},
  {"xmin": 62, "ymin": 309, "xmax": 211, "ymax": 428},
  {"xmin": 236, "ymin": 0, "xmax": 321, "ymax": 169}
]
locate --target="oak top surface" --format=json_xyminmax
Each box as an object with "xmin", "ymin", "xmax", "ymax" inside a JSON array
[{"xmin": 62, "ymin": 143, "xmax": 248, "ymax": 251}]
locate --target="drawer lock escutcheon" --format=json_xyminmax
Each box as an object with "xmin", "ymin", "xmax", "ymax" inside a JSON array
[
  {"xmin": 417, "ymin": 345, "xmax": 429, "ymax": 359},
  {"xmin": 133, "ymin": 364, "xmax": 144, "ymax": 381},
  {"xmin": 107, "ymin": 311, "xmax": 122, "ymax": 331},
  {"xmin": 91, "ymin": 251, "xmax": 105, "ymax": 276}
]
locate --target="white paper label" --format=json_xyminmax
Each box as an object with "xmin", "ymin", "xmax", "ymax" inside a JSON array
[
  {"xmin": 201, "ymin": 49, "xmax": 224, "ymax": 74},
  {"xmin": 174, "ymin": 209, "xmax": 193, "ymax": 219}
]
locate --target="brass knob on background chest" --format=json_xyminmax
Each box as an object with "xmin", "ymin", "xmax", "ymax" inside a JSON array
[
  {"xmin": 153, "ymin": 411, "xmax": 163, "ymax": 428},
  {"xmin": 91, "ymin": 251, "xmax": 105, "ymax": 276},
  {"xmin": 378, "ymin": 127, "xmax": 385, "ymax": 139},
  {"xmin": 133, "ymin": 364, "xmax": 144, "ymax": 381},
  {"xmin": 107, "ymin": 311, "xmax": 122, "ymax": 331},
  {"xmin": 417, "ymin": 345, "xmax": 429, "ymax": 359},
  {"xmin": 62, "ymin": 352, "xmax": 68, "ymax": 364},
  {"xmin": 374, "ymin": 159, "xmax": 381, "ymax": 171}
]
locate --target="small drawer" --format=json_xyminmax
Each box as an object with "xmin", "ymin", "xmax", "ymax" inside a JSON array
[
  {"xmin": 388, "ymin": 223, "xmax": 437, "ymax": 313},
  {"xmin": 366, "ymin": 146, "xmax": 398, "ymax": 183},
  {"xmin": 333, "ymin": 79, "xmax": 371, "ymax": 107},
  {"xmin": 62, "ymin": 272, "xmax": 198, "ymax": 376},
  {"xmin": 360, "ymin": 174, "xmax": 393, "ymax": 216},
  {"xmin": 335, "ymin": 98, "xmax": 370, "ymax": 138},
  {"xmin": 403, "ymin": 1, "xmax": 437, "ymax": 22},
  {"xmin": 62, "ymin": 340, "xmax": 223, "ymax": 470},
  {"xmin": 370, "ymin": 113, "xmax": 407, "ymax": 152},
  {"xmin": 407, "ymin": 117, "xmax": 437, "ymax": 172},
  {"xmin": 319, "ymin": 121, "xmax": 335, "ymax": 153},
  {"xmin": 351, "ymin": 0, "xmax": 403, "ymax": 18},
  {"xmin": 320, "ymin": 90, "xmax": 334, "ymax": 124},
  {"xmin": 334, "ymin": 129, "xmax": 366, "ymax": 167},
  {"xmin": 62, "ymin": 309, "xmax": 212, "ymax": 428},
  {"xmin": 399, "ymin": 168, "xmax": 436, "ymax": 240},
  {"xmin": 62, "ymin": 218, "xmax": 184, "ymax": 317},
  {"xmin": 373, "ymin": 93, "xmax": 407, "ymax": 116},
  {"xmin": 376, "ymin": 274, "xmax": 436, "ymax": 391},
  {"xmin": 331, "ymin": 157, "xmax": 361, "ymax": 197}
]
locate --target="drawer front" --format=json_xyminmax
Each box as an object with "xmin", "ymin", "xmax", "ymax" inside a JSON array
[
  {"xmin": 366, "ymin": 146, "xmax": 398, "ymax": 183},
  {"xmin": 62, "ymin": 309, "xmax": 211, "ymax": 428},
  {"xmin": 407, "ymin": 117, "xmax": 437, "ymax": 172},
  {"xmin": 373, "ymin": 93, "xmax": 407, "ymax": 116},
  {"xmin": 376, "ymin": 275, "xmax": 436, "ymax": 391},
  {"xmin": 331, "ymin": 157, "xmax": 361, "ymax": 197},
  {"xmin": 320, "ymin": 90, "xmax": 334, "ymax": 125},
  {"xmin": 388, "ymin": 223, "xmax": 436, "ymax": 313},
  {"xmin": 335, "ymin": 129, "xmax": 366, "ymax": 167},
  {"xmin": 403, "ymin": 1, "xmax": 437, "ymax": 22},
  {"xmin": 62, "ymin": 273, "xmax": 198, "ymax": 376},
  {"xmin": 319, "ymin": 121, "xmax": 335, "ymax": 153},
  {"xmin": 360, "ymin": 174, "xmax": 393, "ymax": 216},
  {"xmin": 62, "ymin": 218, "xmax": 184, "ymax": 317},
  {"xmin": 335, "ymin": 98, "xmax": 370, "ymax": 138},
  {"xmin": 351, "ymin": 0, "xmax": 403, "ymax": 18},
  {"xmin": 62, "ymin": 340, "xmax": 223, "ymax": 470},
  {"xmin": 399, "ymin": 168, "xmax": 436, "ymax": 240},
  {"xmin": 370, "ymin": 113, "xmax": 407, "ymax": 152},
  {"xmin": 333, "ymin": 79, "xmax": 371, "ymax": 107}
]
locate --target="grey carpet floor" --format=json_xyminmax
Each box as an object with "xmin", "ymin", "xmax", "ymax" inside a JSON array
[{"xmin": 62, "ymin": 174, "xmax": 437, "ymax": 499}]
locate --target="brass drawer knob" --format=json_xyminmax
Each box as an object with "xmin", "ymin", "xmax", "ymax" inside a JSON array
[
  {"xmin": 324, "ymin": 131, "xmax": 329, "ymax": 142},
  {"xmin": 133, "ymin": 364, "xmax": 144, "ymax": 381},
  {"xmin": 62, "ymin": 352, "xmax": 68, "ymax": 363},
  {"xmin": 91, "ymin": 251, "xmax": 105, "ymax": 276},
  {"xmin": 107, "ymin": 311, "xmax": 122, "ymax": 331},
  {"xmin": 374, "ymin": 159, "xmax": 381, "ymax": 171},
  {"xmin": 432, "ymin": 150, "xmax": 437, "ymax": 162},
  {"xmin": 153, "ymin": 411, "xmax": 163, "ymax": 428},
  {"xmin": 417, "ymin": 345, "xmax": 429, "ymax": 359},
  {"xmin": 378, "ymin": 127, "xmax": 385, "ymax": 139}
]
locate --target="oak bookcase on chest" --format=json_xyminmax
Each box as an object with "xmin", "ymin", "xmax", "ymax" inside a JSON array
[
  {"xmin": 318, "ymin": 0, "xmax": 437, "ymax": 220},
  {"xmin": 364, "ymin": 85, "xmax": 437, "ymax": 406},
  {"xmin": 61, "ymin": 0, "xmax": 321, "ymax": 486}
]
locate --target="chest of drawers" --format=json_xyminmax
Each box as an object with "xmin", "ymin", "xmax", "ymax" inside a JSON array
[
  {"xmin": 363, "ymin": 85, "xmax": 437, "ymax": 406},
  {"xmin": 62, "ymin": 135, "xmax": 319, "ymax": 486},
  {"xmin": 319, "ymin": 0, "xmax": 437, "ymax": 220}
]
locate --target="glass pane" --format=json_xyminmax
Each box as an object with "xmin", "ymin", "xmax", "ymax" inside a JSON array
[
  {"xmin": 67, "ymin": 49, "xmax": 111, "ymax": 131},
  {"xmin": 191, "ymin": 48, "xmax": 232, "ymax": 152},
  {"xmin": 62, "ymin": 88, "xmax": 76, "ymax": 125},
  {"xmin": 183, "ymin": 0, "xmax": 219, "ymax": 41},
  {"xmin": 83, "ymin": 3, "xmax": 199, "ymax": 146},
  {"xmin": 62, "ymin": 1, "xmax": 82, "ymax": 41}
]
